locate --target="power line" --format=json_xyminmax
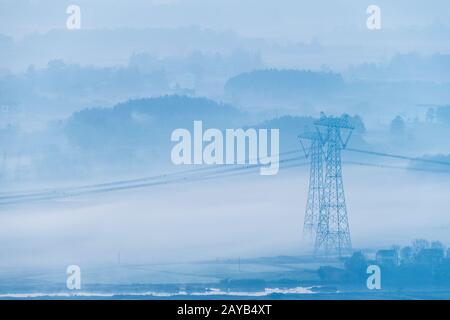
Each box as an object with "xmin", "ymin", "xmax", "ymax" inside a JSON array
[
  {"xmin": 346, "ymin": 148, "xmax": 450, "ymax": 167},
  {"xmin": 0, "ymin": 149, "xmax": 303, "ymax": 200},
  {"xmin": 344, "ymin": 160, "xmax": 450, "ymax": 175},
  {"xmin": 0, "ymin": 155, "xmax": 308, "ymax": 206},
  {"xmin": 3, "ymin": 145, "xmax": 450, "ymax": 207}
]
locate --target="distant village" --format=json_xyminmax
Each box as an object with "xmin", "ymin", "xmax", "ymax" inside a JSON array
[{"xmin": 319, "ymin": 239, "xmax": 450, "ymax": 287}]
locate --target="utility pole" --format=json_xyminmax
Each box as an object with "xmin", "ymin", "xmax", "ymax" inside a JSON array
[{"xmin": 314, "ymin": 115, "xmax": 354, "ymax": 257}]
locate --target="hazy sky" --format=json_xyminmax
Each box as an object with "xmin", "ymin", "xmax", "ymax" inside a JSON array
[
  {"xmin": 1, "ymin": 0, "xmax": 450, "ymax": 40},
  {"xmin": 1, "ymin": 0, "xmax": 450, "ymax": 73}
]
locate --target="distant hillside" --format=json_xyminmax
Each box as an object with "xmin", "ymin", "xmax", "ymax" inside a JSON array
[
  {"xmin": 225, "ymin": 69, "xmax": 345, "ymax": 109},
  {"xmin": 226, "ymin": 69, "xmax": 344, "ymax": 94},
  {"xmin": 65, "ymin": 95, "xmax": 242, "ymax": 151},
  {"xmin": 347, "ymin": 53, "xmax": 450, "ymax": 82},
  {"xmin": 65, "ymin": 96, "xmax": 368, "ymax": 160}
]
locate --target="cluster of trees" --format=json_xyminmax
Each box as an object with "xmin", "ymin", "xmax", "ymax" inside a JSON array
[
  {"xmin": 390, "ymin": 105, "xmax": 450, "ymax": 136},
  {"xmin": 331, "ymin": 239, "xmax": 448, "ymax": 286},
  {"xmin": 0, "ymin": 49, "xmax": 263, "ymax": 118},
  {"xmin": 394, "ymin": 239, "xmax": 446, "ymax": 264},
  {"xmin": 65, "ymin": 95, "xmax": 241, "ymax": 161},
  {"xmin": 345, "ymin": 239, "xmax": 446, "ymax": 273}
]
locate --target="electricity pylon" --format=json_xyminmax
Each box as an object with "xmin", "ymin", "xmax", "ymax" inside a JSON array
[
  {"xmin": 298, "ymin": 130, "xmax": 323, "ymax": 242},
  {"xmin": 314, "ymin": 115, "xmax": 354, "ymax": 257}
]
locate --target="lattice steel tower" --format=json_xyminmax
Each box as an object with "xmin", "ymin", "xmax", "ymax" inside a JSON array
[
  {"xmin": 314, "ymin": 115, "xmax": 354, "ymax": 257},
  {"xmin": 298, "ymin": 130, "xmax": 323, "ymax": 241}
]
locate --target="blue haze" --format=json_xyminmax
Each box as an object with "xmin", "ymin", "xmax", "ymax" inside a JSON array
[{"xmin": 0, "ymin": 0, "xmax": 450, "ymax": 298}]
